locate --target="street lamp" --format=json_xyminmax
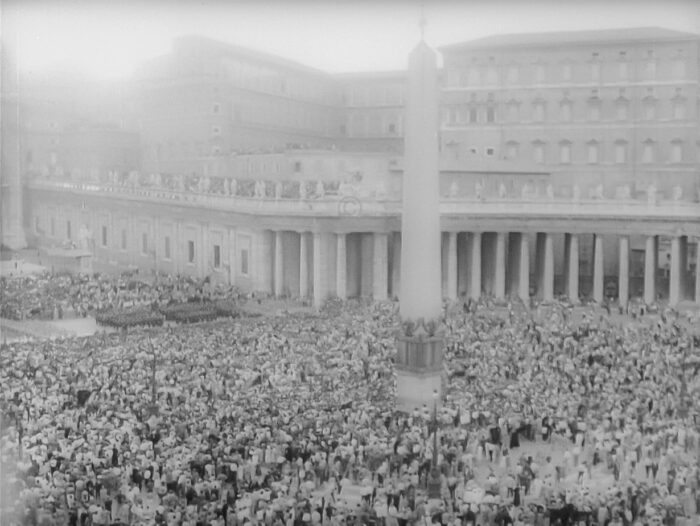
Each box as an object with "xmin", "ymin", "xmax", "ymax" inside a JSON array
[{"xmin": 428, "ymin": 388, "xmax": 441, "ymax": 499}]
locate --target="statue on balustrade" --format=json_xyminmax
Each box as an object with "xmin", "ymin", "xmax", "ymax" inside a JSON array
[
  {"xmin": 546, "ymin": 183, "xmax": 555, "ymax": 199},
  {"xmin": 178, "ymin": 175, "xmax": 186, "ymax": 192},
  {"xmin": 299, "ymin": 181, "xmax": 307, "ymax": 200},
  {"xmin": 275, "ymin": 181, "xmax": 283, "ymax": 200},
  {"xmin": 595, "ymin": 184, "xmax": 604, "ymax": 200},
  {"xmin": 672, "ymin": 185, "xmax": 683, "ymax": 201},
  {"xmin": 647, "ymin": 183, "xmax": 657, "ymax": 204},
  {"xmin": 498, "ymin": 182, "xmax": 507, "ymax": 199},
  {"xmin": 475, "ymin": 179, "xmax": 484, "ymax": 200},
  {"xmin": 223, "ymin": 178, "xmax": 230, "ymax": 196},
  {"xmin": 449, "ymin": 180, "xmax": 459, "ymax": 198},
  {"xmin": 316, "ymin": 180, "xmax": 325, "ymax": 198},
  {"xmin": 203, "ymin": 177, "xmax": 212, "ymax": 193},
  {"xmin": 572, "ymin": 184, "xmax": 581, "ymax": 201},
  {"xmin": 230, "ymin": 178, "xmax": 238, "ymax": 196},
  {"xmin": 521, "ymin": 182, "xmax": 531, "ymax": 200},
  {"xmin": 255, "ymin": 180, "xmax": 266, "ymax": 198}
]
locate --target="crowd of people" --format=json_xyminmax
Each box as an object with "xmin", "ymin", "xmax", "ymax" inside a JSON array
[
  {"xmin": 0, "ymin": 272, "xmax": 239, "ymax": 322},
  {"xmin": 1, "ymin": 279, "xmax": 699, "ymax": 526}
]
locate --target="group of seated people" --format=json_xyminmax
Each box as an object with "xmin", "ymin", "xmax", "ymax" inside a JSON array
[{"xmin": 0, "ymin": 275, "xmax": 699, "ymax": 526}]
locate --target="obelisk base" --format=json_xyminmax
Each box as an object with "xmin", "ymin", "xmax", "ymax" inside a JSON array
[{"xmin": 395, "ymin": 335, "xmax": 444, "ymax": 413}]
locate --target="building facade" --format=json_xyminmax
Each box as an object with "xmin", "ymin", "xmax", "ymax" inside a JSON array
[{"xmin": 18, "ymin": 27, "xmax": 700, "ymax": 307}]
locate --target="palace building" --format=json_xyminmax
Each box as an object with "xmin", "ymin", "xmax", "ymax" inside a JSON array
[{"xmin": 13, "ymin": 27, "xmax": 700, "ymax": 307}]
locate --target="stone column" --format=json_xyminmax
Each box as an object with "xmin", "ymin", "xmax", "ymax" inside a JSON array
[
  {"xmin": 494, "ymin": 232, "xmax": 507, "ymax": 299},
  {"xmin": 313, "ymin": 232, "xmax": 327, "ymax": 309},
  {"xmin": 669, "ymin": 236, "xmax": 688, "ymax": 306},
  {"xmin": 518, "ymin": 234, "xmax": 530, "ymax": 302},
  {"xmin": 391, "ymin": 233, "xmax": 401, "ymax": 299},
  {"xmin": 695, "ymin": 238, "xmax": 700, "ymax": 304},
  {"xmin": 299, "ymin": 232, "xmax": 309, "ymax": 299},
  {"xmin": 274, "ymin": 230, "xmax": 284, "ymax": 297},
  {"xmin": 618, "ymin": 236, "xmax": 630, "ymax": 308},
  {"xmin": 543, "ymin": 233, "xmax": 554, "ymax": 301},
  {"xmin": 373, "ymin": 232, "xmax": 388, "ymax": 301},
  {"xmin": 644, "ymin": 236, "xmax": 657, "ymax": 304},
  {"xmin": 446, "ymin": 231, "xmax": 458, "ymax": 301},
  {"xmin": 469, "ymin": 232, "xmax": 482, "ymax": 300},
  {"xmin": 566, "ymin": 234, "xmax": 579, "ymax": 303},
  {"xmin": 336, "ymin": 233, "xmax": 347, "ymax": 300},
  {"xmin": 593, "ymin": 234, "xmax": 604, "ymax": 303}
]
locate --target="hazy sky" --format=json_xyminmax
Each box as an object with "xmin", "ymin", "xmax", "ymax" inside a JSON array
[{"xmin": 5, "ymin": 0, "xmax": 700, "ymax": 79}]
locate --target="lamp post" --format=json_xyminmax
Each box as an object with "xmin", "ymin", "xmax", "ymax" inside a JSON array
[{"xmin": 428, "ymin": 388, "xmax": 441, "ymax": 499}]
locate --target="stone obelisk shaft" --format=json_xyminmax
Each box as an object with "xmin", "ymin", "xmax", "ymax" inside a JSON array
[{"xmin": 400, "ymin": 42, "xmax": 441, "ymax": 322}]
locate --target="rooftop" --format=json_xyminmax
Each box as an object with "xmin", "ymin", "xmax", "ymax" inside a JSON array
[{"xmin": 440, "ymin": 27, "xmax": 700, "ymax": 52}]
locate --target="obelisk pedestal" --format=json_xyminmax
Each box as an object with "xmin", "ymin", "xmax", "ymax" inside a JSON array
[{"xmin": 395, "ymin": 40, "xmax": 444, "ymax": 413}]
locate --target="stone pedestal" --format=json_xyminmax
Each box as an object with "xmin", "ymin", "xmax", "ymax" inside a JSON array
[{"xmin": 395, "ymin": 334, "xmax": 443, "ymax": 412}]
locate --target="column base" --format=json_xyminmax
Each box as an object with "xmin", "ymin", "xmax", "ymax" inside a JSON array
[{"xmin": 395, "ymin": 335, "xmax": 443, "ymax": 413}]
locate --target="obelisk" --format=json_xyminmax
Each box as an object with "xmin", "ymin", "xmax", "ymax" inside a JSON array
[
  {"xmin": 1, "ymin": 4, "xmax": 28, "ymax": 250},
  {"xmin": 395, "ymin": 36, "xmax": 443, "ymax": 412}
]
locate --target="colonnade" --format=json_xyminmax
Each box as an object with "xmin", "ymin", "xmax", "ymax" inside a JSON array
[{"xmin": 267, "ymin": 230, "xmax": 700, "ymax": 309}]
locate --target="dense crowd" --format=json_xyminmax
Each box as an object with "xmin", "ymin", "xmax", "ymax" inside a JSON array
[
  {"xmin": 1, "ymin": 292, "xmax": 699, "ymax": 526},
  {"xmin": 0, "ymin": 273, "xmax": 240, "ymax": 321}
]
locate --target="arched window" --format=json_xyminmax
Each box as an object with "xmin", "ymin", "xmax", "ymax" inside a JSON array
[{"xmin": 559, "ymin": 141, "xmax": 572, "ymax": 164}]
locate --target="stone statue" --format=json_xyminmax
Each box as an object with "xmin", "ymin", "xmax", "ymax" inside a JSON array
[
  {"xmin": 316, "ymin": 180, "xmax": 325, "ymax": 198},
  {"xmin": 178, "ymin": 175, "xmax": 186, "ymax": 192},
  {"xmin": 449, "ymin": 180, "xmax": 459, "ymax": 198},
  {"xmin": 230, "ymin": 178, "xmax": 237, "ymax": 196},
  {"xmin": 223, "ymin": 178, "xmax": 230, "ymax": 196},
  {"xmin": 572, "ymin": 184, "xmax": 581, "ymax": 201},
  {"xmin": 475, "ymin": 179, "xmax": 484, "ymax": 200},
  {"xmin": 498, "ymin": 182, "xmax": 507, "ymax": 199},
  {"xmin": 275, "ymin": 181, "xmax": 283, "ymax": 199},
  {"xmin": 299, "ymin": 181, "xmax": 307, "ymax": 200},
  {"xmin": 546, "ymin": 183, "xmax": 555, "ymax": 199},
  {"xmin": 647, "ymin": 183, "xmax": 657, "ymax": 204},
  {"xmin": 672, "ymin": 185, "xmax": 683, "ymax": 201},
  {"xmin": 595, "ymin": 184, "xmax": 604, "ymax": 200},
  {"xmin": 521, "ymin": 183, "xmax": 529, "ymax": 200}
]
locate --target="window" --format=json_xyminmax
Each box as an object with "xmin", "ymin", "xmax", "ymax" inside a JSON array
[
  {"xmin": 188, "ymin": 241, "xmax": 195, "ymax": 264},
  {"xmin": 672, "ymin": 50, "xmax": 685, "ymax": 77},
  {"xmin": 102, "ymin": 226, "xmax": 108, "ymax": 247},
  {"xmin": 339, "ymin": 124, "xmax": 347, "ymax": 136},
  {"xmin": 212, "ymin": 102, "xmax": 220, "ymax": 114},
  {"xmin": 293, "ymin": 161, "xmax": 302, "ymax": 173},
  {"xmin": 164, "ymin": 236, "xmax": 171, "ymax": 259},
  {"xmin": 560, "ymin": 100, "xmax": 572, "ymax": 122},
  {"xmin": 506, "ymin": 101, "xmax": 519, "ymax": 122},
  {"xmin": 561, "ymin": 63, "xmax": 572, "ymax": 81},
  {"xmin": 559, "ymin": 142, "xmax": 572, "ymax": 164},
  {"xmin": 66, "ymin": 221, "xmax": 71, "ymax": 240},
  {"xmin": 642, "ymin": 140, "xmax": 655, "ymax": 164},
  {"xmin": 213, "ymin": 244, "xmax": 221, "ymax": 268},
  {"xmin": 618, "ymin": 61, "xmax": 628, "ymax": 80},
  {"xmin": 643, "ymin": 98, "xmax": 656, "ymax": 120},
  {"xmin": 616, "ymin": 99, "xmax": 629, "ymax": 120},
  {"xmin": 533, "ymin": 141, "xmax": 545, "ymax": 164},
  {"xmin": 51, "ymin": 218, "xmax": 55, "ymax": 236},
  {"xmin": 587, "ymin": 141, "xmax": 599, "ymax": 164},
  {"xmin": 486, "ymin": 105, "xmax": 495, "ymax": 123},
  {"xmin": 673, "ymin": 90, "xmax": 686, "ymax": 120},
  {"xmin": 614, "ymin": 141, "xmax": 627, "ymax": 164},
  {"xmin": 591, "ymin": 62, "xmax": 601, "ymax": 82},
  {"xmin": 486, "ymin": 148, "xmax": 495, "ymax": 156},
  {"xmin": 142, "ymin": 233, "xmax": 148, "ymax": 255},
  {"xmin": 588, "ymin": 100, "xmax": 601, "ymax": 121},
  {"xmin": 211, "ymin": 125, "xmax": 221, "ymax": 136},
  {"xmin": 533, "ymin": 101, "xmax": 546, "ymax": 122},
  {"xmin": 535, "ymin": 63, "xmax": 545, "ymax": 83},
  {"xmin": 507, "ymin": 65, "xmax": 518, "ymax": 83},
  {"xmin": 35, "ymin": 216, "xmax": 40, "ymax": 233},
  {"xmin": 505, "ymin": 141, "xmax": 519, "ymax": 159},
  {"xmin": 388, "ymin": 123, "xmax": 396, "ymax": 134},
  {"xmin": 670, "ymin": 140, "xmax": 683, "ymax": 163},
  {"xmin": 468, "ymin": 106, "xmax": 478, "ymax": 124},
  {"xmin": 121, "ymin": 229, "xmax": 127, "ymax": 250}
]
